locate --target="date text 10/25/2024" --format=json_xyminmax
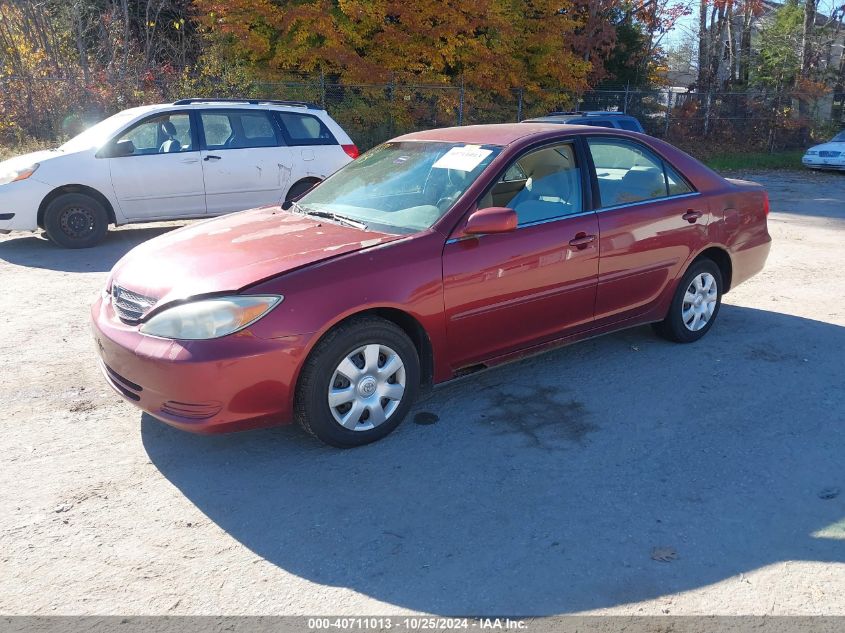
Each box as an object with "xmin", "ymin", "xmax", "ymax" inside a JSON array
[{"xmin": 307, "ymin": 618, "xmax": 528, "ymax": 630}]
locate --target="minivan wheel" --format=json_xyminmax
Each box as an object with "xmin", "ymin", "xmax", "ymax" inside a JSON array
[
  {"xmin": 653, "ymin": 259, "xmax": 723, "ymax": 343},
  {"xmin": 43, "ymin": 193, "xmax": 109, "ymax": 248},
  {"xmin": 295, "ymin": 317, "xmax": 420, "ymax": 447}
]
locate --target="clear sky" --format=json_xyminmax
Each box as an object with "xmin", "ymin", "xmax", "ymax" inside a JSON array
[{"xmin": 663, "ymin": 0, "xmax": 842, "ymax": 47}]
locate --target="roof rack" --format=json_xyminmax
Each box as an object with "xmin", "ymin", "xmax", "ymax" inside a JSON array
[
  {"xmin": 547, "ymin": 110, "xmax": 627, "ymax": 117},
  {"xmin": 172, "ymin": 98, "xmax": 321, "ymax": 109}
]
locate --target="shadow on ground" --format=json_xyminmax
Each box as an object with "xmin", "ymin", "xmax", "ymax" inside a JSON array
[
  {"xmin": 142, "ymin": 306, "xmax": 845, "ymax": 614},
  {"xmin": 0, "ymin": 224, "xmax": 182, "ymax": 272}
]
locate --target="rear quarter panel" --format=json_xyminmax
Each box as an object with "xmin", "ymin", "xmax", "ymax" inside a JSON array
[{"xmin": 706, "ymin": 178, "xmax": 771, "ymax": 289}]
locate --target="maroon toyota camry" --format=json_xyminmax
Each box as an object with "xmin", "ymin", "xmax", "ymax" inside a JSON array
[{"xmin": 91, "ymin": 123, "xmax": 771, "ymax": 447}]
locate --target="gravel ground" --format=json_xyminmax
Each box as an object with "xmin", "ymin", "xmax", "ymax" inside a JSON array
[{"xmin": 1, "ymin": 169, "xmax": 843, "ymax": 616}]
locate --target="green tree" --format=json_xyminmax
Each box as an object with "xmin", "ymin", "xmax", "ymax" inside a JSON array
[{"xmin": 754, "ymin": 0, "xmax": 804, "ymax": 89}]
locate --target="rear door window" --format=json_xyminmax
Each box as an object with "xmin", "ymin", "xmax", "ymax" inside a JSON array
[
  {"xmin": 200, "ymin": 110, "xmax": 280, "ymax": 150},
  {"xmin": 588, "ymin": 138, "xmax": 694, "ymax": 207},
  {"xmin": 665, "ymin": 163, "xmax": 694, "ymax": 196}
]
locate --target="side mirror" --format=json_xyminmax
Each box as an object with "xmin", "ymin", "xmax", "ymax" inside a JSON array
[
  {"xmin": 103, "ymin": 139, "xmax": 135, "ymax": 158},
  {"xmin": 464, "ymin": 206, "xmax": 517, "ymax": 235}
]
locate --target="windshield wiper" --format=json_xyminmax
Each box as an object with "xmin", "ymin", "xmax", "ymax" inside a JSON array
[{"xmin": 286, "ymin": 200, "xmax": 368, "ymax": 230}]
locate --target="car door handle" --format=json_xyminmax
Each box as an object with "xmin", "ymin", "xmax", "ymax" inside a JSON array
[
  {"xmin": 682, "ymin": 209, "xmax": 703, "ymax": 223},
  {"xmin": 568, "ymin": 233, "xmax": 596, "ymax": 250},
  {"xmin": 204, "ymin": 155, "xmax": 222, "ymax": 161}
]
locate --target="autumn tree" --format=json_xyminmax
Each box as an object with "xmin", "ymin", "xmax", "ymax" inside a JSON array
[{"xmin": 193, "ymin": 0, "xmax": 600, "ymax": 94}]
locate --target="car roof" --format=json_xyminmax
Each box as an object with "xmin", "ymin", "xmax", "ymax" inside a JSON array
[
  {"xmin": 394, "ymin": 123, "xmax": 594, "ymax": 146},
  {"xmin": 524, "ymin": 113, "xmax": 637, "ymax": 123},
  {"xmin": 397, "ymin": 123, "xmax": 728, "ymax": 195},
  {"xmin": 127, "ymin": 101, "xmax": 325, "ymax": 115},
  {"xmin": 547, "ymin": 110, "xmax": 632, "ymax": 117}
]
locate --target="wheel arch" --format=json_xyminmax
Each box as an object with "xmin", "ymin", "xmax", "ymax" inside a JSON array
[
  {"xmin": 284, "ymin": 177, "xmax": 322, "ymax": 202},
  {"xmin": 38, "ymin": 185, "xmax": 117, "ymax": 229},
  {"xmin": 693, "ymin": 246, "xmax": 733, "ymax": 293},
  {"xmin": 295, "ymin": 306, "xmax": 436, "ymax": 398}
]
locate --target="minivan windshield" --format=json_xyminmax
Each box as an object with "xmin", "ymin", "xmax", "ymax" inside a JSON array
[{"xmin": 297, "ymin": 141, "xmax": 501, "ymax": 233}]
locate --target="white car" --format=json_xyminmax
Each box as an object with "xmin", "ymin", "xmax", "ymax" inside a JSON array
[
  {"xmin": 0, "ymin": 99, "xmax": 358, "ymax": 247},
  {"xmin": 802, "ymin": 131, "xmax": 845, "ymax": 171}
]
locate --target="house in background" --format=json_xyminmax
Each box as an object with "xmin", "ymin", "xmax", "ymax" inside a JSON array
[{"xmin": 666, "ymin": 0, "xmax": 844, "ymax": 122}]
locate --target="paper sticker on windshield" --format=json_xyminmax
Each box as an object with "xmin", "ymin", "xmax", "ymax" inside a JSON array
[{"xmin": 432, "ymin": 146, "xmax": 492, "ymax": 172}]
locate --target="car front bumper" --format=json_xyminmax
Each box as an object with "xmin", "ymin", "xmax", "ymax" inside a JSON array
[
  {"xmin": 91, "ymin": 294, "xmax": 312, "ymax": 434},
  {"xmin": 0, "ymin": 178, "xmax": 53, "ymax": 232},
  {"xmin": 802, "ymin": 156, "xmax": 845, "ymax": 170}
]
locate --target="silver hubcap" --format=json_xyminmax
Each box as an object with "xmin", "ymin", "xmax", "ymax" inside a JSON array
[
  {"xmin": 682, "ymin": 272, "xmax": 718, "ymax": 332},
  {"xmin": 328, "ymin": 343, "xmax": 406, "ymax": 431}
]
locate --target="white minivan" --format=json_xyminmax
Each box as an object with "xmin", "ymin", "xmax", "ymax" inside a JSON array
[{"xmin": 0, "ymin": 99, "xmax": 358, "ymax": 247}]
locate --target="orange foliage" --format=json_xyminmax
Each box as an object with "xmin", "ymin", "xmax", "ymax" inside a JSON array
[{"xmin": 194, "ymin": 0, "xmax": 595, "ymax": 94}]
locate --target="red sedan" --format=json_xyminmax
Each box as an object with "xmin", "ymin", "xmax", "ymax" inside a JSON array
[{"xmin": 91, "ymin": 124, "xmax": 771, "ymax": 447}]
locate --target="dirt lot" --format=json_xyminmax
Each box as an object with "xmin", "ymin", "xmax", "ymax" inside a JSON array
[{"xmin": 1, "ymin": 169, "xmax": 843, "ymax": 616}]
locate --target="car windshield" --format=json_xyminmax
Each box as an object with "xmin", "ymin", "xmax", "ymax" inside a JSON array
[
  {"xmin": 297, "ymin": 141, "xmax": 501, "ymax": 234},
  {"xmin": 831, "ymin": 131, "xmax": 845, "ymax": 142},
  {"xmin": 59, "ymin": 110, "xmax": 143, "ymax": 152}
]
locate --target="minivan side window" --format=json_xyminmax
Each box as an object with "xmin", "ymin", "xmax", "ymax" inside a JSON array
[
  {"xmin": 478, "ymin": 143, "xmax": 582, "ymax": 226},
  {"xmin": 587, "ymin": 138, "xmax": 694, "ymax": 207},
  {"xmin": 200, "ymin": 110, "xmax": 279, "ymax": 150},
  {"xmin": 276, "ymin": 112, "xmax": 337, "ymax": 146}
]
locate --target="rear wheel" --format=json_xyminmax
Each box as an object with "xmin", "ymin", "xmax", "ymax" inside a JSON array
[
  {"xmin": 295, "ymin": 317, "xmax": 420, "ymax": 447},
  {"xmin": 43, "ymin": 193, "xmax": 109, "ymax": 248},
  {"xmin": 653, "ymin": 259, "xmax": 723, "ymax": 343}
]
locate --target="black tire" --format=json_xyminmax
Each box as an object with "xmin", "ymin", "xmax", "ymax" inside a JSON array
[
  {"xmin": 295, "ymin": 316, "xmax": 420, "ymax": 448},
  {"xmin": 653, "ymin": 258, "xmax": 723, "ymax": 343},
  {"xmin": 285, "ymin": 178, "xmax": 320, "ymax": 202},
  {"xmin": 43, "ymin": 193, "xmax": 109, "ymax": 248}
]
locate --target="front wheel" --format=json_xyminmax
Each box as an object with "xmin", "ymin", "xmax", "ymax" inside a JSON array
[
  {"xmin": 43, "ymin": 193, "xmax": 109, "ymax": 248},
  {"xmin": 295, "ymin": 317, "xmax": 420, "ymax": 447},
  {"xmin": 653, "ymin": 259, "xmax": 723, "ymax": 343}
]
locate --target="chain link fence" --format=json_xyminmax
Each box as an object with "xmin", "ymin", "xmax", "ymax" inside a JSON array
[{"xmin": 1, "ymin": 75, "xmax": 842, "ymax": 153}]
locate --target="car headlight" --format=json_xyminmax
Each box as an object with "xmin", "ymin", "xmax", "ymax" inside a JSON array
[
  {"xmin": 805, "ymin": 151, "xmax": 818, "ymax": 156},
  {"xmin": 140, "ymin": 295, "xmax": 282, "ymax": 340},
  {"xmin": 0, "ymin": 163, "xmax": 40, "ymax": 185}
]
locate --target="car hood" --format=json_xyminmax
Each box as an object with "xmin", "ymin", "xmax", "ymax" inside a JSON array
[
  {"xmin": 807, "ymin": 142, "xmax": 845, "ymax": 153},
  {"xmin": 0, "ymin": 149, "xmax": 62, "ymax": 174},
  {"xmin": 109, "ymin": 206, "xmax": 399, "ymax": 310}
]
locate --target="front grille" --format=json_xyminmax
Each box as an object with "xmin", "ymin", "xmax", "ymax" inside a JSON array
[
  {"xmin": 111, "ymin": 284, "xmax": 157, "ymax": 322},
  {"xmin": 820, "ymin": 151, "xmax": 842, "ymax": 158}
]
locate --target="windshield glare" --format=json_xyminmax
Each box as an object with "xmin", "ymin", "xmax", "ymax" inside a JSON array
[
  {"xmin": 298, "ymin": 141, "xmax": 501, "ymax": 233},
  {"xmin": 59, "ymin": 110, "xmax": 141, "ymax": 152}
]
